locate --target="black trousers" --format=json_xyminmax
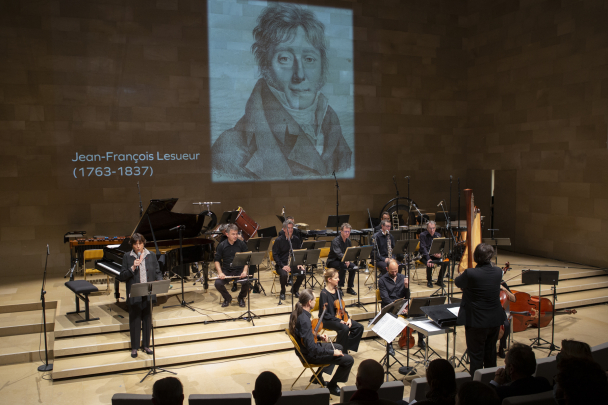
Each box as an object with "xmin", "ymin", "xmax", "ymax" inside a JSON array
[
  {"xmin": 465, "ymin": 325, "xmax": 501, "ymax": 376},
  {"xmin": 327, "ymin": 260, "xmax": 357, "ymax": 289},
  {"xmin": 129, "ymin": 299, "xmax": 152, "ymax": 351},
  {"xmin": 427, "ymin": 260, "xmax": 448, "ymax": 283},
  {"xmin": 499, "ymin": 318, "xmax": 510, "ymax": 349},
  {"xmin": 322, "ymin": 319, "xmax": 364, "ymax": 353},
  {"xmin": 375, "ymin": 260, "xmax": 388, "ymax": 275},
  {"xmin": 307, "ymin": 343, "xmax": 354, "ymax": 384},
  {"xmin": 215, "ymin": 270, "xmax": 249, "ymax": 301},
  {"xmin": 277, "ymin": 266, "xmax": 304, "ymax": 294},
  {"xmin": 231, "ymin": 265, "xmax": 256, "ymax": 286}
]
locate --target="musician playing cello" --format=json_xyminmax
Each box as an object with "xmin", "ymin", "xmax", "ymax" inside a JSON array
[
  {"xmin": 378, "ymin": 260, "xmax": 425, "ymax": 350},
  {"xmin": 290, "ymin": 289, "xmax": 353, "ymax": 396},
  {"xmin": 272, "ymin": 220, "xmax": 305, "ymax": 300},
  {"xmin": 318, "ymin": 268, "xmax": 364, "ymax": 355},
  {"xmin": 214, "ymin": 224, "xmax": 249, "ymax": 308}
]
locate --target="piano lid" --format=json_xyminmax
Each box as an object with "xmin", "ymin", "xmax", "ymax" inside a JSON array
[{"xmin": 131, "ymin": 198, "xmax": 204, "ymax": 241}]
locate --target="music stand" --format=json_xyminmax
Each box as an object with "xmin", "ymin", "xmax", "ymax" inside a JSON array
[
  {"xmin": 369, "ymin": 298, "xmax": 408, "ymax": 381},
  {"xmin": 427, "ymin": 238, "xmax": 448, "ymax": 297},
  {"xmin": 247, "ymin": 237, "xmax": 272, "ymax": 296},
  {"xmin": 232, "ymin": 252, "xmax": 266, "ymax": 326},
  {"xmin": 302, "ymin": 240, "xmax": 326, "ymax": 250},
  {"xmin": 389, "ymin": 229, "xmax": 402, "ymax": 242},
  {"xmin": 219, "ymin": 211, "xmax": 239, "ymax": 225},
  {"xmin": 292, "ymin": 249, "xmax": 321, "ymax": 305},
  {"xmin": 343, "ymin": 246, "xmax": 373, "ymax": 310},
  {"xmin": 522, "ymin": 270, "xmax": 560, "ymax": 353},
  {"xmin": 482, "ymin": 238, "xmax": 511, "ymax": 265},
  {"xmin": 130, "ymin": 280, "xmax": 174, "ymax": 383},
  {"xmin": 258, "ymin": 226, "xmax": 277, "ymax": 238},
  {"xmin": 326, "ymin": 215, "xmax": 350, "ymax": 230}
]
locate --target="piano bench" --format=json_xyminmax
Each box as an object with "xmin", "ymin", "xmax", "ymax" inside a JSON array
[{"xmin": 65, "ymin": 280, "xmax": 100, "ymax": 323}]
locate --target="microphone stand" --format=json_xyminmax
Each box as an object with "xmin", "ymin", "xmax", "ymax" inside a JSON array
[
  {"xmin": 38, "ymin": 245, "xmax": 53, "ymax": 372},
  {"xmin": 164, "ymin": 225, "xmax": 195, "ymax": 311},
  {"xmin": 285, "ymin": 230, "xmax": 297, "ymax": 311},
  {"xmin": 393, "ymin": 176, "xmax": 400, "ymax": 226},
  {"xmin": 333, "ymin": 171, "xmax": 339, "ymax": 232}
]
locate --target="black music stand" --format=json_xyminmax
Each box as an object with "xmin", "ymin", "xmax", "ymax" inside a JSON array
[
  {"xmin": 343, "ymin": 246, "xmax": 373, "ymax": 310},
  {"xmin": 482, "ymin": 238, "xmax": 511, "ymax": 266},
  {"xmin": 389, "ymin": 229, "xmax": 402, "ymax": 242},
  {"xmin": 247, "ymin": 237, "xmax": 272, "ymax": 296},
  {"xmin": 522, "ymin": 270, "xmax": 560, "ymax": 353},
  {"xmin": 369, "ymin": 298, "xmax": 408, "ymax": 381},
  {"xmin": 164, "ymin": 225, "xmax": 195, "ymax": 311},
  {"xmin": 258, "ymin": 226, "xmax": 277, "ymax": 238},
  {"xmin": 232, "ymin": 252, "xmax": 266, "ymax": 326},
  {"xmin": 302, "ymin": 240, "xmax": 326, "ymax": 250},
  {"xmin": 326, "ymin": 215, "xmax": 350, "ymax": 230},
  {"xmin": 38, "ymin": 245, "xmax": 53, "ymax": 372},
  {"xmin": 427, "ymin": 238, "xmax": 448, "ymax": 297},
  {"xmin": 130, "ymin": 279, "xmax": 174, "ymax": 383},
  {"xmin": 293, "ymin": 248, "xmax": 322, "ymax": 292},
  {"xmin": 219, "ymin": 211, "xmax": 239, "ymax": 225}
]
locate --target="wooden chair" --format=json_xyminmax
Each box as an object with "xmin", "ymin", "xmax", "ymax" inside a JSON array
[
  {"xmin": 285, "ymin": 328, "xmax": 330, "ymax": 390},
  {"xmin": 83, "ymin": 249, "xmax": 109, "ymax": 291}
]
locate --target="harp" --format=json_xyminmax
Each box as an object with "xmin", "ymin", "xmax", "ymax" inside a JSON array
[{"xmin": 458, "ymin": 189, "xmax": 482, "ymax": 273}]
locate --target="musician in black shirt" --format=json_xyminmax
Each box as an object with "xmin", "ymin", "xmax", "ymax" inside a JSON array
[
  {"xmin": 214, "ymin": 224, "xmax": 249, "ymax": 308},
  {"xmin": 374, "ymin": 211, "xmax": 391, "ymax": 232},
  {"xmin": 372, "ymin": 220, "xmax": 395, "ymax": 276},
  {"xmin": 378, "ymin": 260, "xmax": 425, "ymax": 348},
  {"xmin": 327, "ymin": 223, "xmax": 358, "ymax": 295},
  {"xmin": 319, "ymin": 268, "xmax": 364, "ymax": 354},
  {"xmin": 289, "ymin": 289, "xmax": 354, "ymax": 396},
  {"xmin": 419, "ymin": 221, "xmax": 448, "ymax": 288},
  {"xmin": 278, "ymin": 216, "xmax": 303, "ymax": 240},
  {"xmin": 272, "ymin": 220, "xmax": 305, "ymax": 300}
]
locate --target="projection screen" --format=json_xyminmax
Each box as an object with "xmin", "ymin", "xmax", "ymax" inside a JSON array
[{"xmin": 208, "ymin": 1, "xmax": 354, "ymax": 182}]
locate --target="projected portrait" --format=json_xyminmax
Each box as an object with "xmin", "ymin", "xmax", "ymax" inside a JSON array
[{"xmin": 209, "ymin": 3, "xmax": 354, "ymax": 182}]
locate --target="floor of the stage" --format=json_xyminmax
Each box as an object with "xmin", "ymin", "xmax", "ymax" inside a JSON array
[{"xmin": 0, "ymin": 251, "xmax": 607, "ymax": 404}]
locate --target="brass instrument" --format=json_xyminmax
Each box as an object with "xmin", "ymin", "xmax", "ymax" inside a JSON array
[{"xmin": 391, "ymin": 211, "xmax": 399, "ymax": 229}]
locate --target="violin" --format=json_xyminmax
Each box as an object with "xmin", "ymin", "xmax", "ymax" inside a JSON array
[
  {"xmin": 334, "ymin": 289, "xmax": 348, "ymax": 322},
  {"xmin": 310, "ymin": 303, "xmax": 328, "ymax": 343}
]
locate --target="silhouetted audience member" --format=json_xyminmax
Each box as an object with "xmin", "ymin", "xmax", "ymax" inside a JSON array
[
  {"xmin": 252, "ymin": 371, "xmax": 282, "ymax": 405},
  {"xmin": 347, "ymin": 359, "xmax": 394, "ymax": 405},
  {"xmin": 152, "ymin": 377, "xmax": 184, "ymax": 405},
  {"xmin": 490, "ymin": 343, "xmax": 551, "ymax": 400},
  {"xmin": 557, "ymin": 339, "xmax": 594, "ymax": 364},
  {"xmin": 555, "ymin": 358, "xmax": 608, "ymax": 405},
  {"xmin": 416, "ymin": 359, "xmax": 456, "ymax": 405},
  {"xmin": 456, "ymin": 381, "xmax": 499, "ymax": 405}
]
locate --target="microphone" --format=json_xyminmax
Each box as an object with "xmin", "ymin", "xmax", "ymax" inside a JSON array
[
  {"xmin": 404, "ymin": 175, "xmax": 409, "ymax": 179},
  {"xmin": 134, "ymin": 252, "xmax": 141, "ymax": 271},
  {"xmin": 47, "ymin": 244, "xmax": 49, "ymax": 255},
  {"xmin": 437, "ymin": 200, "xmax": 444, "ymax": 207},
  {"xmin": 170, "ymin": 225, "xmax": 185, "ymax": 231}
]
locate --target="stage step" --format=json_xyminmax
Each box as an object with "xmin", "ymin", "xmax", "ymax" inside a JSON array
[
  {"xmin": 0, "ymin": 332, "xmax": 54, "ymax": 365},
  {"xmin": 0, "ymin": 309, "xmax": 55, "ymax": 337}
]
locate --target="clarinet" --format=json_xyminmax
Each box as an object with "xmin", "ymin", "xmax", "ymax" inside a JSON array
[{"xmin": 387, "ymin": 231, "xmax": 393, "ymax": 260}]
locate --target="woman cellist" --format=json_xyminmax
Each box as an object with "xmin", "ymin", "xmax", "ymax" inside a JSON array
[
  {"xmin": 289, "ymin": 289, "xmax": 354, "ymax": 395},
  {"xmin": 319, "ymin": 268, "xmax": 364, "ymax": 354}
]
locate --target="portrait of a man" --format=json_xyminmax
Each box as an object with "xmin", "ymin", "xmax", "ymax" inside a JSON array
[{"xmin": 210, "ymin": 3, "xmax": 353, "ymax": 181}]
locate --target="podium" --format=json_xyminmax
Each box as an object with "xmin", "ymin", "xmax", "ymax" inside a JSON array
[{"xmin": 130, "ymin": 280, "xmax": 173, "ymax": 383}]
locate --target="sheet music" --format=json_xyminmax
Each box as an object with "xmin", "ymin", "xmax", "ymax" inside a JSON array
[
  {"xmin": 410, "ymin": 320, "xmax": 443, "ymax": 333},
  {"xmin": 371, "ymin": 314, "xmax": 409, "ymax": 342},
  {"xmin": 448, "ymin": 307, "xmax": 460, "ymax": 316}
]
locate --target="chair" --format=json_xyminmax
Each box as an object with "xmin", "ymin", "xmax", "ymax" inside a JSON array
[
  {"xmin": 364, "ymin": 263, "xmax": 377, "ymax": 288},
  {"xmin": 111, "ymin": 393, "xmax": 153, "ymax": 405},
  {"xmin": 410, "ymin": 372, "xmax": 471, "ymax": 403},
  {"xmin": 534, "ymin": 355, "xmax": 557, "ymax": 382},
  {"xmin": 84, "ymin": 249, "xmax": 109, "ymax": 290},
  {"xmin": 275, "ymin": 387, "xmax": 330, "ymax": 405},
  {"xmin": 285, "ymin": 328, "xmax": 330, "ymax": 390},
  {"xmin": 473, "ymin": 366, "xmax": 500, "ymax": 384},
  {"xmin": 591, "ymin": 341, "xmax": 608, "ymax": 370},
  {"xmin": 188, "ymin": 393, "xmax": 251, "ymax": 405},
  {"xmin": 64, "ymin": 280, "xmax": 100, "ymax": 323},
  {"xmin": 340, "ymin": 381, "xmax": 404, "ymax": 403},
  {"xmin": 501, "ymin": 390, "xmax": 555, "ymax": 405}
]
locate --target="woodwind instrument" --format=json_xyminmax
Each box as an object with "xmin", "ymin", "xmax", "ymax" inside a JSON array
[{"xmin": 387, "ymin": 231, "xmax": 392, "ymax": 259}]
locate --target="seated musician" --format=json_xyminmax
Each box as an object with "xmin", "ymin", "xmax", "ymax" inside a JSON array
[
  {"xmin": 319, "ymin": 268, "xmax": 364, "ymax": 354},
  {"xmin": 327, "ymin": 223, "xmax": 358, "ymax": 295},
  {"xmin": 372, "ymin": 220, "xmax": 395, "ymax": 276},
  {"xmin": 278, "ymin": 215, "xmax": 303, "ymax": 240},
  {"xmin": 272, "ymin": 220, "xmax": 305, "ymax": 300},
  {"xmin": 419, "ymin": 221, "xmax": 449, "ymax": 289},
  {"xmin": 498, "ymin": 278, "xmax": 516, "ymax": 358},
  {"xmin": 119, "ymin": 232, "xmax": 163, "ymax": 358},
  {"xmin": 378, "ymin": 260, "xmax": 425, "ymax": 350},
  {"xmin": 290, "ymin": 289, "xmax": 354, "ymax": 396},
  {"xmin": 374, "ymin": 211, "xmax": 391, "ymax": 232},
  {"xmin": 217, "ymin": 224, "xmax": 253, "ymax": 293},
  {"xmin": 214, "ymin": 224, "xmax": 249, "ymax": 308}
]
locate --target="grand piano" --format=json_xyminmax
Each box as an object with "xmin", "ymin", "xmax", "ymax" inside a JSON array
[{"xmin": 96, "ymin": 198, "xmax": 215, "ymax": 301}]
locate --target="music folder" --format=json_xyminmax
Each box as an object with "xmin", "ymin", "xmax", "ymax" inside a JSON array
[{"xmin": 421, "ymin": 303, "xmax": 460, "ymax": 327}]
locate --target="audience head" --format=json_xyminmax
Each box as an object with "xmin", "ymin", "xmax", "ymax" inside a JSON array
[
  {"xmin": 355, "ymin": 359, "xmax": 384, "ymax": 392},
  {"xmin": 558, "ymin": 339, "xmax": 593, "ymax": 364},
  {"xmin": 505, "ymin": 343, "xmax": 537, "ymax": 380},
  {"xmin": 152, "ymin": 377, "xmax": 184, "ymax": 405},
  {"xmin": 456, "ymin": 381, "xmax": 499, "ymax": 405},
  {"xmin": 473, "ymin": 243, "xmax": 495, "ymax": 265},
  {"xmin": 426, "ymin": 359, "xmax": 456, "ymax": 401},
  {"xmin": 555, "ymin": 357, "xmax": 608, "ymax": 405},
  {"xmin": 252, "ymin": 371, "xmax": 282, "ymax": 405}
]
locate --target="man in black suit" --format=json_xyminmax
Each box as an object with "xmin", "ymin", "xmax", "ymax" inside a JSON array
[
  {"xmin": 490, "ymin": 343, "xmax": 552, "ymax": 400},
  {"xmin": 454, "ymin": 243, "xmax": 506, "ymax": 376}
]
